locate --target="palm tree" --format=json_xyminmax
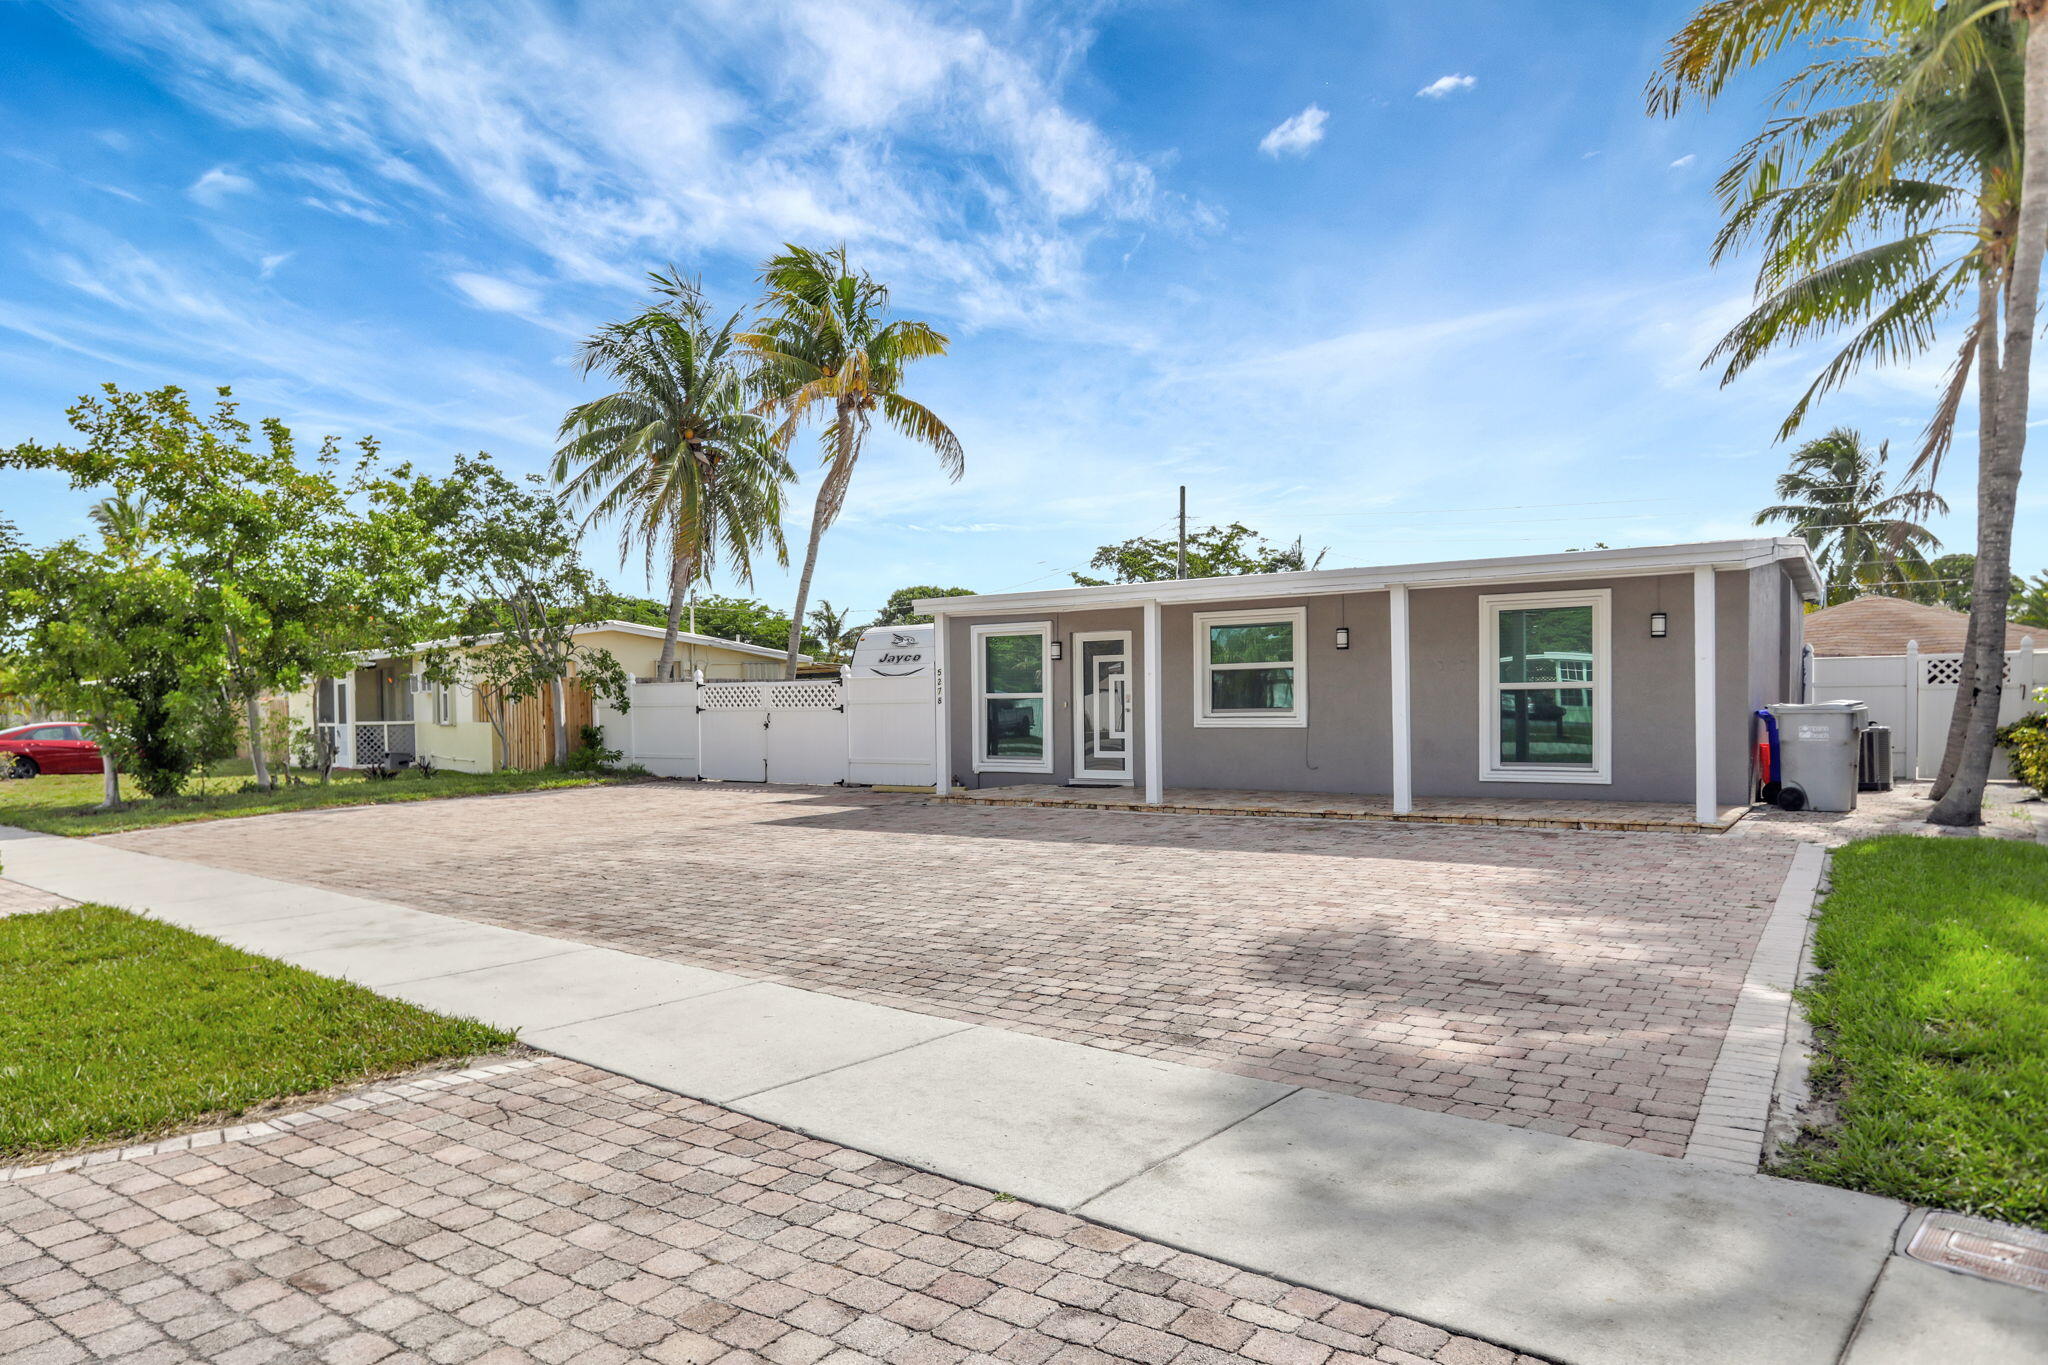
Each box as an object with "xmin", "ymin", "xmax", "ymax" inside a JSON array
[
  {"xmin": 744, "ymin": 245, "xmax": 962, "ymax": 677},
  {"xmin": 1755, "ymin": 429, "xmax": 1946, "ymax": 603},
  {"xmin": 1654, "ymin": 0, "xmax": 2045, "ymax": 825},
  {"xmin": 89, "ymin": 493, "xmax": 153, "ymax": 556},
  {"xmin": 556, "ymin": 271, "xmax": 792, "ymax": 679},
  {"xmin": 808, "ymin": 600, "xmax": 854, "ymax": 661}
]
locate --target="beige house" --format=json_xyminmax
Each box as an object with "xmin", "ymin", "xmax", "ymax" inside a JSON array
[{"xmin": 289, "ymin": 621, "xmax": 805, "ymax": 773}]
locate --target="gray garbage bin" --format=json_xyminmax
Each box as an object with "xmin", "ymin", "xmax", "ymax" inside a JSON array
[{"xmin": 1768, "ymin": 700, "xmax": 1869, "ymax": 812}]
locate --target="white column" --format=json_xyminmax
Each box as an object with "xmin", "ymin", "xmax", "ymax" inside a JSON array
[
  {"xmin": 1693, "ymin": 566, "xmax": 1718, "ymax": 825},
  {"xmin": 1389, "ymin": 585, "xmax": 1413, "ymax": 814},
  {"xmin": 932, "ymin": 612, "xmax": 951, "ymax": 795},
  {"xmin": 1903, "ymin": 638, "xmax": 1920, "ymax": 781},
  {"xmin": 1142, "ymin": 598, "xmax": 1163, "ymax": 804}
]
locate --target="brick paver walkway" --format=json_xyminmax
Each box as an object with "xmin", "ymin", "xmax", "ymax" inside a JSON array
[
  {"xmin": 0, "ymin": 1058, "xmax": 1544, "ymax": 1365},
  {"xmin": 109, "ymin": 784, "xmax": 1796, "ymax": 1158}
]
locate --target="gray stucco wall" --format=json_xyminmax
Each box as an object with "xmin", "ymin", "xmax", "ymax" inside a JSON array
[{"xmin": 941, "ymin": 566, "xmax": 1808, "ymax": 804}]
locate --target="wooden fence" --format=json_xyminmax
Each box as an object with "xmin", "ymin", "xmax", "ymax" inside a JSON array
[{"xmin": 477, "ymin": 683, "xmax": 596, "ymax": 770}]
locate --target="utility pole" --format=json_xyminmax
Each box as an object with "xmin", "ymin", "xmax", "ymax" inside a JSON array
[{"xmin": 1176, "ymin": 486, "xmax": 1187, "ymax": 580}]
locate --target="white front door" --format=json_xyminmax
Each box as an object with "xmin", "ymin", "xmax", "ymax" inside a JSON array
[{"xmin": 1071, "ymin": 631, "xmax": 1133, "ymax": 783}]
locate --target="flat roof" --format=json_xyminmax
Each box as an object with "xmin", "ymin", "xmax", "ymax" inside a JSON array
[{"xmin": 917, "ymin": 537, "xmax": 1823, "ymax": 615}]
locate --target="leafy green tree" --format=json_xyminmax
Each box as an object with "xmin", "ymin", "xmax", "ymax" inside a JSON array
[
  {"xmin": 0, "ymin": 542, "xmax": 234, "ymax": 803},
  {"xmin": 746, "ymin": 245, "xmax": 962, "ymax": 676},
  {"xmin": 1755, "ymin": 429, "xmax": 1945, "ymax": 603},
  {"xmin": 557, "ymin": 271, "xmax": 791, "ymax": 680},
  {"xmin": 873, "ymin": 585, "xmax": 974, "ymax": 627},
  {"xmin": 3, "ymin": 385, "xmax": 443, "ymax": 792},
  {"xmin": 1073, "ymin": 523, "xmax": 1328, "ymax": 586},
  {"xmin": 399, "ymin": 454, "xmax": 629, "ymax": 764},
  {"xmin": 1922, "ymin": 552, "xmax": 1978, "ymax": 609}
]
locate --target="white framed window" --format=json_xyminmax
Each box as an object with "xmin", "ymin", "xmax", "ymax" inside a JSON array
[
  {"xmin": 1191, "ymin": 607, "xmax": 1307, "ymax": 728},
  {"xmin": 1479, "ymin": 589, "xmax": 1611, "ymax": 784},
  {"xmin": 432, "ymin": 681, "xmax": 456, "ymax": 727},
  {"xmin": 972, "ymin": 622, "xmax": 1053, "ymax": 772}
]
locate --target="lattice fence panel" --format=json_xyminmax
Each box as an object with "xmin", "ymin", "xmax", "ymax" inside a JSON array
[
  {"xmin": 769, "ymin": 681, "xmax": 843, "ymax": 711},
  {"xmin": 1924, "ymin": 655, "xmax": 2011, "ymax": 685},
  {"xmin": 354, "ymin": 724, "xmax": 388, "ymax": 767},
  {"xmin": 699, "ymin": 682, "xmax": 767, "ymax": 710}
]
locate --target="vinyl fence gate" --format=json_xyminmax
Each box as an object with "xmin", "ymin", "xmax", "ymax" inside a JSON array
[
  {"xmin": 1812, "ymin": 640, "xmax": 2040, "ymax": 781},
  {"xmin": 599, "ymin": 678, "xmax": 851, "ymax": 784}
]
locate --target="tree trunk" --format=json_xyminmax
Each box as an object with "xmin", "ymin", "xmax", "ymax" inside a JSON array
[
  {"xmin": 1931, "ymin": 209, "xmax": 2006, "ymax": 801},
  {"xmin": 655, "ymin": 546, "xmax": 698, "ymax": 681},
  {"xmin": 1931, "ymin": 11, "xmax": 2046, "ymax": 825},
  {"xmin": 784, "ymin": 411, "xmax": 856, "ymax": 679},
  {"xmin": 97, "ymin": 751, "xmax": 120, "ymax": 811},
  {"xmin": 550, "ymin": 676, "xmax": 569, "ymax": 765},
  {"xmin": 223, "ymin": 626, "xmax": 273, "ymax": 791}
]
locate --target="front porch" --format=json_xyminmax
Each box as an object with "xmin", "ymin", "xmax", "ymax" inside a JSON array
[{"xmin": 936, "ymin": 783, "xmax": 1750, "ymax": 832}]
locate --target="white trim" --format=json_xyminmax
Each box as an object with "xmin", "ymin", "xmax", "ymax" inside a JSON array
[
  {"xmin": 1070, "ymin": 630, "xmax": 1133, "ymax": 783},
  {"xmin": 1478, "ymin": 588, "xmax": 1612, "ymax": 785},
  {"xmin": 1693, "ymin": 566, "xmax": 1717, "ymax": 823},
  {"xmin": 915, "ymin": 537, "xmax": 1821, "ymax": 617},
  {"xmin": 933, "ymin": 614, "xmax": 951, "ymax": 795},
  {"xmin": 1389, "ymin": 586, "xmax": 1413, "ymax": 814},
  {"xmin": 971, "ymin": 621, "xmax": 1054, "ymax": 773},
  {"xmin": 1191, "ymin": 606, "xmax": 1308, "ymax": 728},
  {"xmin": 1142, "ymin": 601, "xmax": 1163, "ymax": 804}
]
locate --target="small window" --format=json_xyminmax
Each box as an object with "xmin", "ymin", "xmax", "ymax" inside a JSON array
[
  {"xmin": 432, "ymin": 682, "xmax": 456, "ymax": 727},
  {"xmin": 1480, "ymin": 590, "xmax": 1611, "ymax": 784},
  {"xmin": 973, "ymin": 623, "xmax": 1052, "ymax": 772},
  {"xmin": 1192, "ymin": 607, "xmax": 1306, "ymax": 727}
]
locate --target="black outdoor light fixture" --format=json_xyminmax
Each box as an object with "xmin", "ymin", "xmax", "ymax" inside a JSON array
[
  {"xmin": 1334, "ymin": 626, "xmax": 1351, "ymax": 650},
  {"xmin": 1649, "ymin": 611, "xmax": 1669, "ymax": 638}
]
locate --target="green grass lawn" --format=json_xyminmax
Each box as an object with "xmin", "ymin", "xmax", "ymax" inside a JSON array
[
  {"xmin": 1778, "ymin": 836, "xmax": 2048, "ymax": 1228},
  {"xmin": 0, "ymin": 765, "xmax": 626, "ymax": 836},
  {"xmin": 0, "ymin": 905, "xmax": 515, "ymax": 1161}
]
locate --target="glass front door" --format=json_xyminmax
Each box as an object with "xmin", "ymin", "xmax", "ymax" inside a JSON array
[{"xmin": 1072, "ymin": 632, "xmax": 1132, "ymax": 782}]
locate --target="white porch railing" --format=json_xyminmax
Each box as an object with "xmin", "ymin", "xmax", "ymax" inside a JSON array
[{"xmin": 318, "ymin": 721, "xmax": 418, "ymax": 768}]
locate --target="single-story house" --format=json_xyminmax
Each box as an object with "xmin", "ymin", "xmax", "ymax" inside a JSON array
[
  {"xmin": 288, "ymin": 621, "xmax": 805, "ymax": 773},
  {"xmin": 918, "ymin": 538, "xmax": 1822, "ymax": 823},
  {"xmin": 1801, "ymin": 593, "xmax": 2035, "ymax": 657}
]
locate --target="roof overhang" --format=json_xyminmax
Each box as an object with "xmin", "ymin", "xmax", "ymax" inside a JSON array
[
  {"xmin": 345, "ymin": 619, "xmax": 809, "ymax": 666},
  {"xmin": 917, "ymin": 538, "xmax": 1824, "ymax": 616}
]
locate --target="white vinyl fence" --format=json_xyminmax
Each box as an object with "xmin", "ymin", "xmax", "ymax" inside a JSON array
[
  {"xmin": 592, "ymin": 634, "xmax": 937, "ymax": 788},
  {"xmin": 1812, "ymin": 640, "xmax": 2040, "ymax": 780}
]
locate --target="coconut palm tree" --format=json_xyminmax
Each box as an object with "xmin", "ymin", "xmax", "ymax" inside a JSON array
[
  {"xmin": 89, "ymin": 493, "xmax": 154, "ymax": 556},
  {"xmin": 744, "ymin": 245, "xmax": 962, "ymax": 677},
  {"xmin": 808, "ymin": 600, "xmax": 854, "ymax": 661},
  {"xmin": 1755, "ymin": 429, "xmax": 1946, "ymax": 602},
  {"xmin": 1654, "ymin": 0, "xmax": 2046, "ymax": 825},
  {"xmin": 556, "ymin": 271, "xmax": 792, "ymax": 679}
]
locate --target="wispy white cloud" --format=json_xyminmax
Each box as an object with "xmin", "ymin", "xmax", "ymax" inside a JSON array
[
  {"xmin": 450, "ymin": 271, "xmax": 542, "ymax": 315},
  {"xmin": 258, "ymin": 251, "xmax": 291, "ymax": 278},
  {"xmin": 1416, "ymin": 74, "xmax": 1477, "ymax": 99},
  {"xmin": 187, "ymin": 163, "xmax": 254, "ymax": 206},
  {"xmin": 1669, "ymin": 153, "xmax": 1697, "ymax": 169},
  {"xmin": 1258, "ymin": 104, "xmax": 1328, "ymax": 159}
]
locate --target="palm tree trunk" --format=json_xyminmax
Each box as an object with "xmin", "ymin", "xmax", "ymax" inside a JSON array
[
  {"xmin": 655, "ymin": 546, "xmax": 698, "ymax": 681},
  {"xmin": 1931, "ymin": 209, "xmax": 2007, "ymax": 801},
  {"xmin": 783, "ymin": 412, "xmax": 855, "ymax": 679},
  {"xmin": 1931, "ymin": 11, "xmax": 2046, "ymax": 825}
]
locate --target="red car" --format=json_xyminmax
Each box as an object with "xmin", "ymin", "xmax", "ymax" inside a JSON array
[{"xmin": 0, "ymin": 722, "xmax": 103, "ymax": 777}]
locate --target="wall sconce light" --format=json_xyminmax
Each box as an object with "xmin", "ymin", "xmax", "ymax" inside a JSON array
[
  {"xmin": 1649, "ymin": 612, "xmax": 1669, "ymax": 638},
  {"xmin": 1049, "ymin": 639, "xmax": 1064, "ymax": 661},
  {"xmin": 1334, "ymin": 626, "xmax": 1351, "ymax": 650}
]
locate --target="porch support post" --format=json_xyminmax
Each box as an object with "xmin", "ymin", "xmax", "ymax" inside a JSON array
[
  {"xmin": 1693, "ymin": 566, "xmax": 1718, "ymax": 825},
  {"xmin": 1142, "ymin": 598, "xmax": 1163, "ymax": 804},
  {"xmin": 933, "ymin": 612, "xmax": 951, "ymax": 796},
  {"xmin": 1389, "ymin": 585, "xmax": 1413, "ymax": 814}
]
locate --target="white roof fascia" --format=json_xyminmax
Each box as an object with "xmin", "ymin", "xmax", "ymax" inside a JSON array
[
  {"xmin": 917, "ymin": 538, "xmax": 1822, "ymax": 616},
  {"xmin": 347, "ymin": 619, "xmax": 809, "ymax": 666}
]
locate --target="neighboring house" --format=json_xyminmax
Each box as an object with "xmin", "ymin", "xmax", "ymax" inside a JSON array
[
  {"xmin": 1801, "ymin": 594, "xmax": 2035, "ymax": 657},
  {"xmin": 919, "ymin": 538, "xmax": 1822, "ymax": 822},
  {"xmin": 288, "ymin": 621, "xmax": 807, "ymax": 773}
]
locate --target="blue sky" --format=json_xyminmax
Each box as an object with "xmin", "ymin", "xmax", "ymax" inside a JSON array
[{"xmin": 3, "ymin": 0, "xmax": 2041, "ymax": 624}]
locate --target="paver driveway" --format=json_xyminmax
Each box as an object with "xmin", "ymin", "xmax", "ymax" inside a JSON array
[{"xmin": 109, "ymin": 784, "xmax": 1796, "ymax": 1158}]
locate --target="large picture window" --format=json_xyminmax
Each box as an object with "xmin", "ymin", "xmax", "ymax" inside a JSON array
[
  {"xmin": 1192, "ymin": 607, "xmax": 1306, "ymax": 727},
  {"xmin": 973, "ymin": 623, "xmax": 1052, "ymax": 772},
  {"xmin": 1480, "ymin": 590, "xmax": 1611, "ymax": 784}
]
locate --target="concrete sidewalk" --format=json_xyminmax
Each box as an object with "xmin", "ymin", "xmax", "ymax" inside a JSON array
[{"xmin": 5, "ymin": 828, "xmax": 2043, "ymax": 1365}]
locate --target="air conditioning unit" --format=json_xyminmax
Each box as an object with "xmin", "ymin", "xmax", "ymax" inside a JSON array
[{"xmin": 1858, "ymin": 725, "xmax": 1894, "ymax": 792}]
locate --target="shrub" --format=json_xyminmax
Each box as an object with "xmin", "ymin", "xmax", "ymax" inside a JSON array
[
  {"xmin": 1998, "ymin": 692, "xmax": 2048, "ymax": 795},
  {"xmin": 562, "ymin": 723, "xmax": 621, "ymax": 773}
]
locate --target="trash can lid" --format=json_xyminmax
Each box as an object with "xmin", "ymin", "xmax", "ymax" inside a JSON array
[{"xmin": 1768, "ymin": 700, "xmax": 1869, "ymax": 713}]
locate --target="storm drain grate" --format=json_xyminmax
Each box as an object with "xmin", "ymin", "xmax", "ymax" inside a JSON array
[{"xmin": 1903, "ymin": 1211, "xmax": 2048, "ymax": 1291}]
